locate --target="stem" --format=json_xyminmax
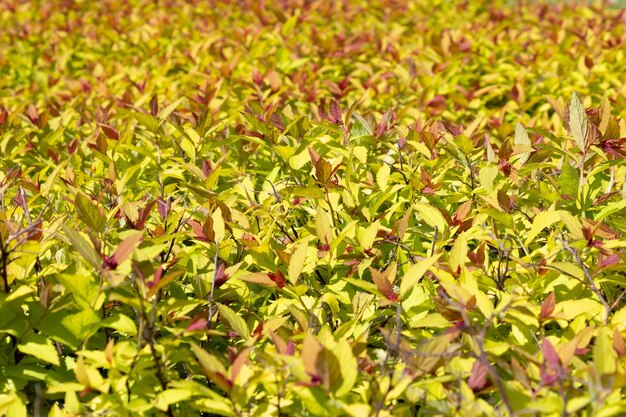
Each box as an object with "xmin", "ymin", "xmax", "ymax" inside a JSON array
[
  {"xmin": 207, "ymin": 245, "xmax": 220, "ymax": 325},
  {"xmin": 578, "ymin": 150, "xmax": 586, "ymax": 201}
]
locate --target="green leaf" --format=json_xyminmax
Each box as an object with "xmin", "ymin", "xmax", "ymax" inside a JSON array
[
  {"xmin": 217, "ymin": 303, "xmax": 251, "ymax": 342},
  {"xmin": 560, "ymin": 162, "xmax": 579, "ymax": 198},
  {"xmin": 594, "ymin": 327, "xmax": 617, "ymax": 375},
  {"xmin": 281, "ymin": 185, "xmax": 325, "ymax": 199},
  {"xmin": 595, "ymin": 199, "xmax": 626, "ymax": 222},
  {"xmin": 75, "ymin": 192, "xmax": 104, "ymax": 232},
  {"xmin": 334, "ymin": 339, "xmax": 358, "ymax": 397},
  {"xmin": 61, "ymin": 224, "xmax": 101, "ymax": 271}
]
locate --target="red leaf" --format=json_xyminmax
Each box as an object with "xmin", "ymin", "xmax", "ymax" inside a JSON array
[
  {"xmin": 328, "ymin": 100, "xmax": 342, "ymax": 124},
  {"xmin": 186, "ymin": 318, "xmax": 207, "ymax": 332},
  {"xmin": 599, "ymin": 253, "xmax": 621, "ymax": 270},
  {"xmin": 135, "ymin": 200, "xmax": 156, "ymax": 229},
  {"xmin": 100, "ymin": 124, "xmax": 120, "ymax": 140},
  {"xmin": 375, "ymin": 109, "xmax": 393, "ymax": 138},
  {"xmin": 157, "ymin": 197, "xmax": 170, "ymax": 220},
  {"xmin": 230, "ymin": 347, "xmax": 251, "ymax": 383},
  {"xmin": 468, "ymin": 359, "xmax": 489, "ymax": 391},
  {"xmin": 149, "ymin": 95, "xmax": 159, "ymax": 117},
  {"xmin": 542, "ymin": 337, "xmax": 560, "ymax": 367},
  {"xmin": 452, "ymin": 200, "xmax": 472, "ymax": 225},
  {"xmin": 24, "ymin": 104, "xmax": 38, "ymax": 124},
  {"xmin": 540, "ymin": 337, "xmax": 561, "ymax": 386},
  {"xmin": 268, "ymin": 270, "xmax": 286, "ymax": 288},
  {"xmin": 540, "ymin": 291, "xmax": 556, "ymax": 320},
  {"xmin": 614, "ymin": 328, "xmax": 625, "ymax": 357},
  {"xmin": 214, "ymin": 262, "xmax": 229, "ymax": 288},
  {"xmin": 0, "ymin": 106, "xmax": 8, "ymax": 125},
  {"xmin": 112, "ymin": 232, "xmax": 143, "ymax": 266},
  {"xmin": 188, "ymin": 219, "xmax": 208, "ymax": 241}
]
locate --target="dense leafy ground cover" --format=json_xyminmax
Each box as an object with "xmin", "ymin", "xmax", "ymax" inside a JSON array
[{"xmin": 1, "ymin": 0, "xmax": 626, "ymax": 416}]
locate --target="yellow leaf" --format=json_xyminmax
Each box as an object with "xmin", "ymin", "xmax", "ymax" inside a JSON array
[
  {"xmin": 558, "ymin": 211, "xmax": 584, "ymax": 240},
  {"xmin": 213, "ymin": 207, "xmax": 225, "ymax": 243},
  {"xmin": 400, "ymin": 255, "xmax": 441, "ymax": 297},
  {"xmin": 514, "ymin": 122, "xmax": 531, "ymax": 165},
  {"xmin": 376, "ymin": 163, "xmax": 390, "ymax": 190},
  {"xmin": 288, "ymin": 240, "xmax": 308, "ymax": 285},
  {"xmin": 569, "ymin": 92, "xmax": 589, "ymax": 151},
  {"xmin": 414, "ymin": 202, "xmax": 447, "ymax": 232},
  {"xmin": 525, "ymin": 210, "xmax": 561, "ymax": 245},
  {"xmin": 599, "ymin": 95, "xmax": 611, "ymax": 136},
  {"xmin": 315, "ymin": 207, "xmax": 332, "ymax": 244},
  {"xmin": 359, "ymin": 220, "xmax": 379, "ymax": 250},
  {"xmin": 449, "ymin": 232, "xmax": 468, "ymax": 273},
  {"xmin": 479, "ymin": 165, "xmax": 499, "ymax": 193}
]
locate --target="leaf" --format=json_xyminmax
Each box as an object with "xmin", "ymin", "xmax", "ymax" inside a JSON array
[
  {"xmin": 317, "ymin": 347, "xmax": 342, "ymax": 391},
  {"xmin": 598, "ymin": 95, "xmax": 611, "ymax": 136},
  {"xmin": 302, "ymin": 332, "xmax": 323, "ymax": 377},
  {"xmin": 75, "ymin": 192, "xmax": 104, "ymax": 232},
  {"xmin": 99, "ymin": 124, "xmax": 119, "ymax": 140},
  {"xmin": 288, "ymin": 240, "xmax": 308, "ymax": 284},
  {"xmin": 468, "ymin": 359, "xmax": 489, "ymax": 391},
  {"xmin": 370, "ymin": 266, "xmax": 398, "ymax": 301},
  {"xmin": 540, "ymin": 292, "xmax": 556, "ymax": 320},
  {"xmin": 414, "ymin": 333, "xmax": 456, "ymax": 376},
  {"xmin": 238, "ymin": 273, "xmax": 278, "ymax": 287},
  {"xmin": 479, "ymin": 166, "xmax": 499, "ymax": 193},
  {"xmin": 559, "ymin": 162, "xmax": 579, "ymax": 198},
  {"xmin": 61, "ymin": 224, "xmax": 101, "ymax": 271},
  {"xmin": 334, "ymin": 339, "xmax": 358, "ymax": 397},
  {"xmin": 230, "ymin": 347, "xmax": 251, "ymax": 383},
  {"xmin": 17, "ymin": 334, "xmax": 60, "ymax": 366},
  {"xmin": 190, "ymin": 342, "xmax": 231, "ymax": 393},
  {"xmin": 449, "ymin": 232, "xmax": 468, "ymax": 273},
  {"xmin": 594, "ymin": 327, "xmax": 617, "ymax": 375},
  {"xmin": 359, "ymin": 220, "xmax": 379, "ymax": 250},
  {"xmin": 414, "ymin": 202, "xmax": 447, "ymax": 232},
  {"xmin": 376, "ymin": 163, "xmax": 390, "ymax": 190},
  {"xmin": 568, "ymin": 92, "xmax": 589, "ymax": 151},
  {"xmin": 213, "ymin": 207, "xmax": 225, "ymax": 243},
  {"xmin": 514, "ymin": 122, "xmax": 531, "ymax": 165},
  {"xmin": 541, "ymin": 336, "xmax": 561, "ymax": 386},
  {"xmin": 614, "ymin": 328, "xmax": 625, "ymax": 357},
  {"xmin": 147, "ymin": 269, "xmax": 185, "ymax": 298},
  {"xmin": 281, "ymin": 186, "xmax": 325, "ymax": 199},
  {"xmin": 315, "ymin": 207, "xmax": 332, "ymax": 244},
  {"xmin": 400, "ymin": 255, "xmax": 441, "ymax": 297},
  {"xmin": 525, "ymin": 210, "xmax": 561, "ymax": 245},
  {"xmin": 154, "ymin": 389, "xmax": 193, "ymax": 411},
  {"xmin": 112, "ymin": 231, "xmax": 143, "ymax": 266},
  {"xmin": 217, "ymin": 303, "xmax": 251, "ymax": 342}
]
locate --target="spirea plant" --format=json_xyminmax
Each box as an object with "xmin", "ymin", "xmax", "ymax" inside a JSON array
[{"xmin": 1, "ymin": 1, "xmax": 626, "ymax": 416}]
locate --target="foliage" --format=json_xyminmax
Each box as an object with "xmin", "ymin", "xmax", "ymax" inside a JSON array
[{"xmin": 1, "ymin": 0, "xmax": 626, "ymax": 416}]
